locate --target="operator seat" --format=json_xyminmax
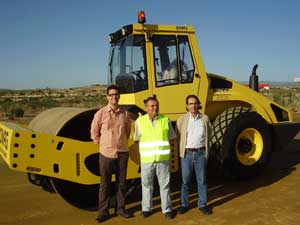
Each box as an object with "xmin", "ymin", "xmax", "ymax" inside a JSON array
[{"xmin": 162, "ymin": 60, "xmax": 179, "ymax": 84}]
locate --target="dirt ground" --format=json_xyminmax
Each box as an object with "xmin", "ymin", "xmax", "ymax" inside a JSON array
[{"xmin": 1, "ymin": 140, "xmax": 300, "ymax": 225}]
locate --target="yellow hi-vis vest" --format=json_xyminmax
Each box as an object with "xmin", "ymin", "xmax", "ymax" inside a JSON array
[{"xmin": 137, "ymin": 114, "xmax": 171, "ymax": 163}]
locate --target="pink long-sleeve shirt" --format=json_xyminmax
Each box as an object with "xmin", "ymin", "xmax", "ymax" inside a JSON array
[{"xmin": 90, "ymin": 105, "xmax": 131, "ymax": 158}]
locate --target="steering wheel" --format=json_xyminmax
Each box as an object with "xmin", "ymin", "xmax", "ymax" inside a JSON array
[{"xmin": 132, "ymin": 68, "xmax": 145, "ymax": 81}]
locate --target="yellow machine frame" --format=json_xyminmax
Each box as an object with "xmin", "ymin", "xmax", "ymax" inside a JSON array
[{"xmin": 0, "ymin": 20, "xmax": 299, "ymax": 210}]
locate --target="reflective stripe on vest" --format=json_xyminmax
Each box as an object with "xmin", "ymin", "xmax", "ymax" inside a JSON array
[
  {"xmin": 137, "ymin": 114, "xmax": 170, "ymax": 163},
  {"xmin": 139, "ymin": 140, "xmax": 170, "ymax": 148},
  {"xmin": 140, "ymin": 149, "xmax": 171, "ymax": 156}
]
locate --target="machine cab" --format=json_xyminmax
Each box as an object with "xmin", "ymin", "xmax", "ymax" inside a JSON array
[{"xmin": 107, "ymin": 13, "xmax": 208, "ymax": 118}]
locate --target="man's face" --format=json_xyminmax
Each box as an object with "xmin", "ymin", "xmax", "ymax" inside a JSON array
[
  {"xmin": 106, "ymin": 88, "xmax": 120, "ymax": 106},
  {"xmin": 186, "ymin": 97, "xmax": 200, "ymax": 114},
  {"xmin": 146, "ymin": 99, "xmax": 159, "ymax": 118}
]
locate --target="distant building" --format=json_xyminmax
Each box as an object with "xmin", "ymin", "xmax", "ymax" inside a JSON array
[
  {"xmin": 293, "ymin": 77, "xmax": 300, "ymax": 88},
  {"xmin": 244, "ymin": 83, "xmax": 270, "ymax": 90},
  {"xmin": 258, "ymin": 83, "xmax": 270, "ymax": 90},
  {"xmin": 293, "ymin": 77, "xmax": 300, "ymax": 82}
]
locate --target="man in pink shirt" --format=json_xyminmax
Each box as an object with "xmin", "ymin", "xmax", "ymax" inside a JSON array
[{"xmin": 90, "ymin": 85, "xmax": 132, "ymax": 223}]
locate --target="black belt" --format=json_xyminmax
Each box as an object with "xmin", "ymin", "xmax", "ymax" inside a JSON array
[{"xmin": 186, "ymin": 147, "xmax": 205, "ymax": 152}]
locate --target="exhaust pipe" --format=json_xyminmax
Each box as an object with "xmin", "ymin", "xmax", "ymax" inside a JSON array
[{"xmin": 249, "ymin": 64, "xmax": 259, "ymax": 92}]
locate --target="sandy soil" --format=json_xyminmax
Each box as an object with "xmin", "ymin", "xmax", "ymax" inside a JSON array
[{"xmin": 1, "ymin": 140, "xmax": 300, "ymax": 225}]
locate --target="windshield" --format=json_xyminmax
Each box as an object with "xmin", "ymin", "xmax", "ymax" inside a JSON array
[{"xmin": 108, "ymin": 35, "xmax": 148, "ymax": 94}]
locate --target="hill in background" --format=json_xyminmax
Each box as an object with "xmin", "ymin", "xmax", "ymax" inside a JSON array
[
  {"xmin": 239, "ymin": 81, "xmax": 298, "ymax": 87},
  {"xmin": 0, "ymin": 84, "xmax": 107, "ymax": 124},
  {"xmin": 1, "ymin": 83, "xmax": 300, "ymax": 124}
]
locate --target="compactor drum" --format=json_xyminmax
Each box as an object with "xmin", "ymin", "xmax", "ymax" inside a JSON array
[
  {"xmin": 23, "ymin": 107, "xmax": 148, "ymax": 210},
  {"xmin": 27, "ymin": 107, "xmax": 99, "ymax": 210}
]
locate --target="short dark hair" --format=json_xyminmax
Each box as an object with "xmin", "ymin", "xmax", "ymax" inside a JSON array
[
  {"xmin": 106, "ymin": 85, "xmax": 120, "ymax": 95},
  {"xmin": 185, "ymin": 95, "xmax": 200, "ymax": 105},
  {"xmin": 144, "ymin": 96, "xmax": 159, "ymax": 105}
]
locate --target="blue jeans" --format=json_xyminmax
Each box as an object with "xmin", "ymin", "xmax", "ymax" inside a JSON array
[{"xmin": 180, "ymin": 149, "xmax": 207, "ymax": 208}]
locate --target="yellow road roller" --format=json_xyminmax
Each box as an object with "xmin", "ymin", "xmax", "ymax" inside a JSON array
[{"xmin": 1, "ymin": 11, "xmax": 299, "ymax": 210}]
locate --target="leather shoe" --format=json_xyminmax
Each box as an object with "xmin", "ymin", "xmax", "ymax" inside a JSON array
[
  {"xmin": 164, "ymin": 212, "xmax": 173, "ymax": 220},
  {"xmin": 140, "ymin": 211, "xmax": 152, "ymax": 218},
  {"xmin": 117, "ymin": 209, "xmax": 132, "ymax": 218},
  {"xmin": 96, "ymin": 215, "xmax": 109, "ymax": 223},
  {"xmin": 177, "ymin": 206, "xmax": 189, "ymax": 214},
  {"xmin": 199, "ymin": 205, "xmax": 212, "ymax": 215}
]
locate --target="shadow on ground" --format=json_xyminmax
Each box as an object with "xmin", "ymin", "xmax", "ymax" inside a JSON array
[{"xmin": 125, "ymin": 139, "xmax": 300, "ymax": 215}]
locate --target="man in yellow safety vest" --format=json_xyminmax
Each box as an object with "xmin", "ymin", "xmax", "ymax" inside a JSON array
[{"xmin": 134, "ymin": 97, "xmax": 176, "ymax": 220}]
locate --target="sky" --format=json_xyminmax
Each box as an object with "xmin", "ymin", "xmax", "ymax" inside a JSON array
[{"xmin": 0, "ymin": 0, "xmax": 300, "ymax": 89}]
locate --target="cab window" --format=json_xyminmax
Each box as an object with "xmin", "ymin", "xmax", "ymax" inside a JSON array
[
  {"xmin": 153, "ymin": 35, "xmax": 179, "ymax": 87},
  {"xmin": 152, "ymin": 35, "xmax": 194, "ymax": 87},
  {"xmin": 108, "ymin": 35, "xmax": 148, "ymax": 93},
  {"xmin": 178, "ymin": 36, "xmax": 194, "ymax": 83}
]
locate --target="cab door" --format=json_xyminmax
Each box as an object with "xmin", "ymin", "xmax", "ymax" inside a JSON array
[{"xmin": 150, "ymin": 35, "xmax": 200, "ymax": 120}]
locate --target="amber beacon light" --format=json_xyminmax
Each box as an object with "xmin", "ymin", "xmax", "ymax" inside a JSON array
[{"xmin": 138, "ymin": 10, "xmax": 146, "ymax": 24}]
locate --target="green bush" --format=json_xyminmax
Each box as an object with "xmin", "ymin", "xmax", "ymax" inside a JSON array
[{"xmin": 14, "ymin": 108, "xmax": 25, "ymax": 117}]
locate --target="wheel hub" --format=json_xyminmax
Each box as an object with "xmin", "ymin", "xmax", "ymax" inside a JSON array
[
  {"xmin": 237, "ymin": 138, "xmax": 252, "ymax": 153},
  {"xmin": 235, "ymin": 128, "xmax": 263, "ymax": 166}
]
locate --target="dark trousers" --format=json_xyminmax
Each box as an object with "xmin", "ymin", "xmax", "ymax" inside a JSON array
[{"xmin": 98, "ymin": 152, "xmax": 129, "ymax": 216}]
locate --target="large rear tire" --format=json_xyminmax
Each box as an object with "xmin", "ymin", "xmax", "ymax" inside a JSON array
[{"xmin": 210, "ymin": 107, "xmax": 272, "ymax": 179}]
